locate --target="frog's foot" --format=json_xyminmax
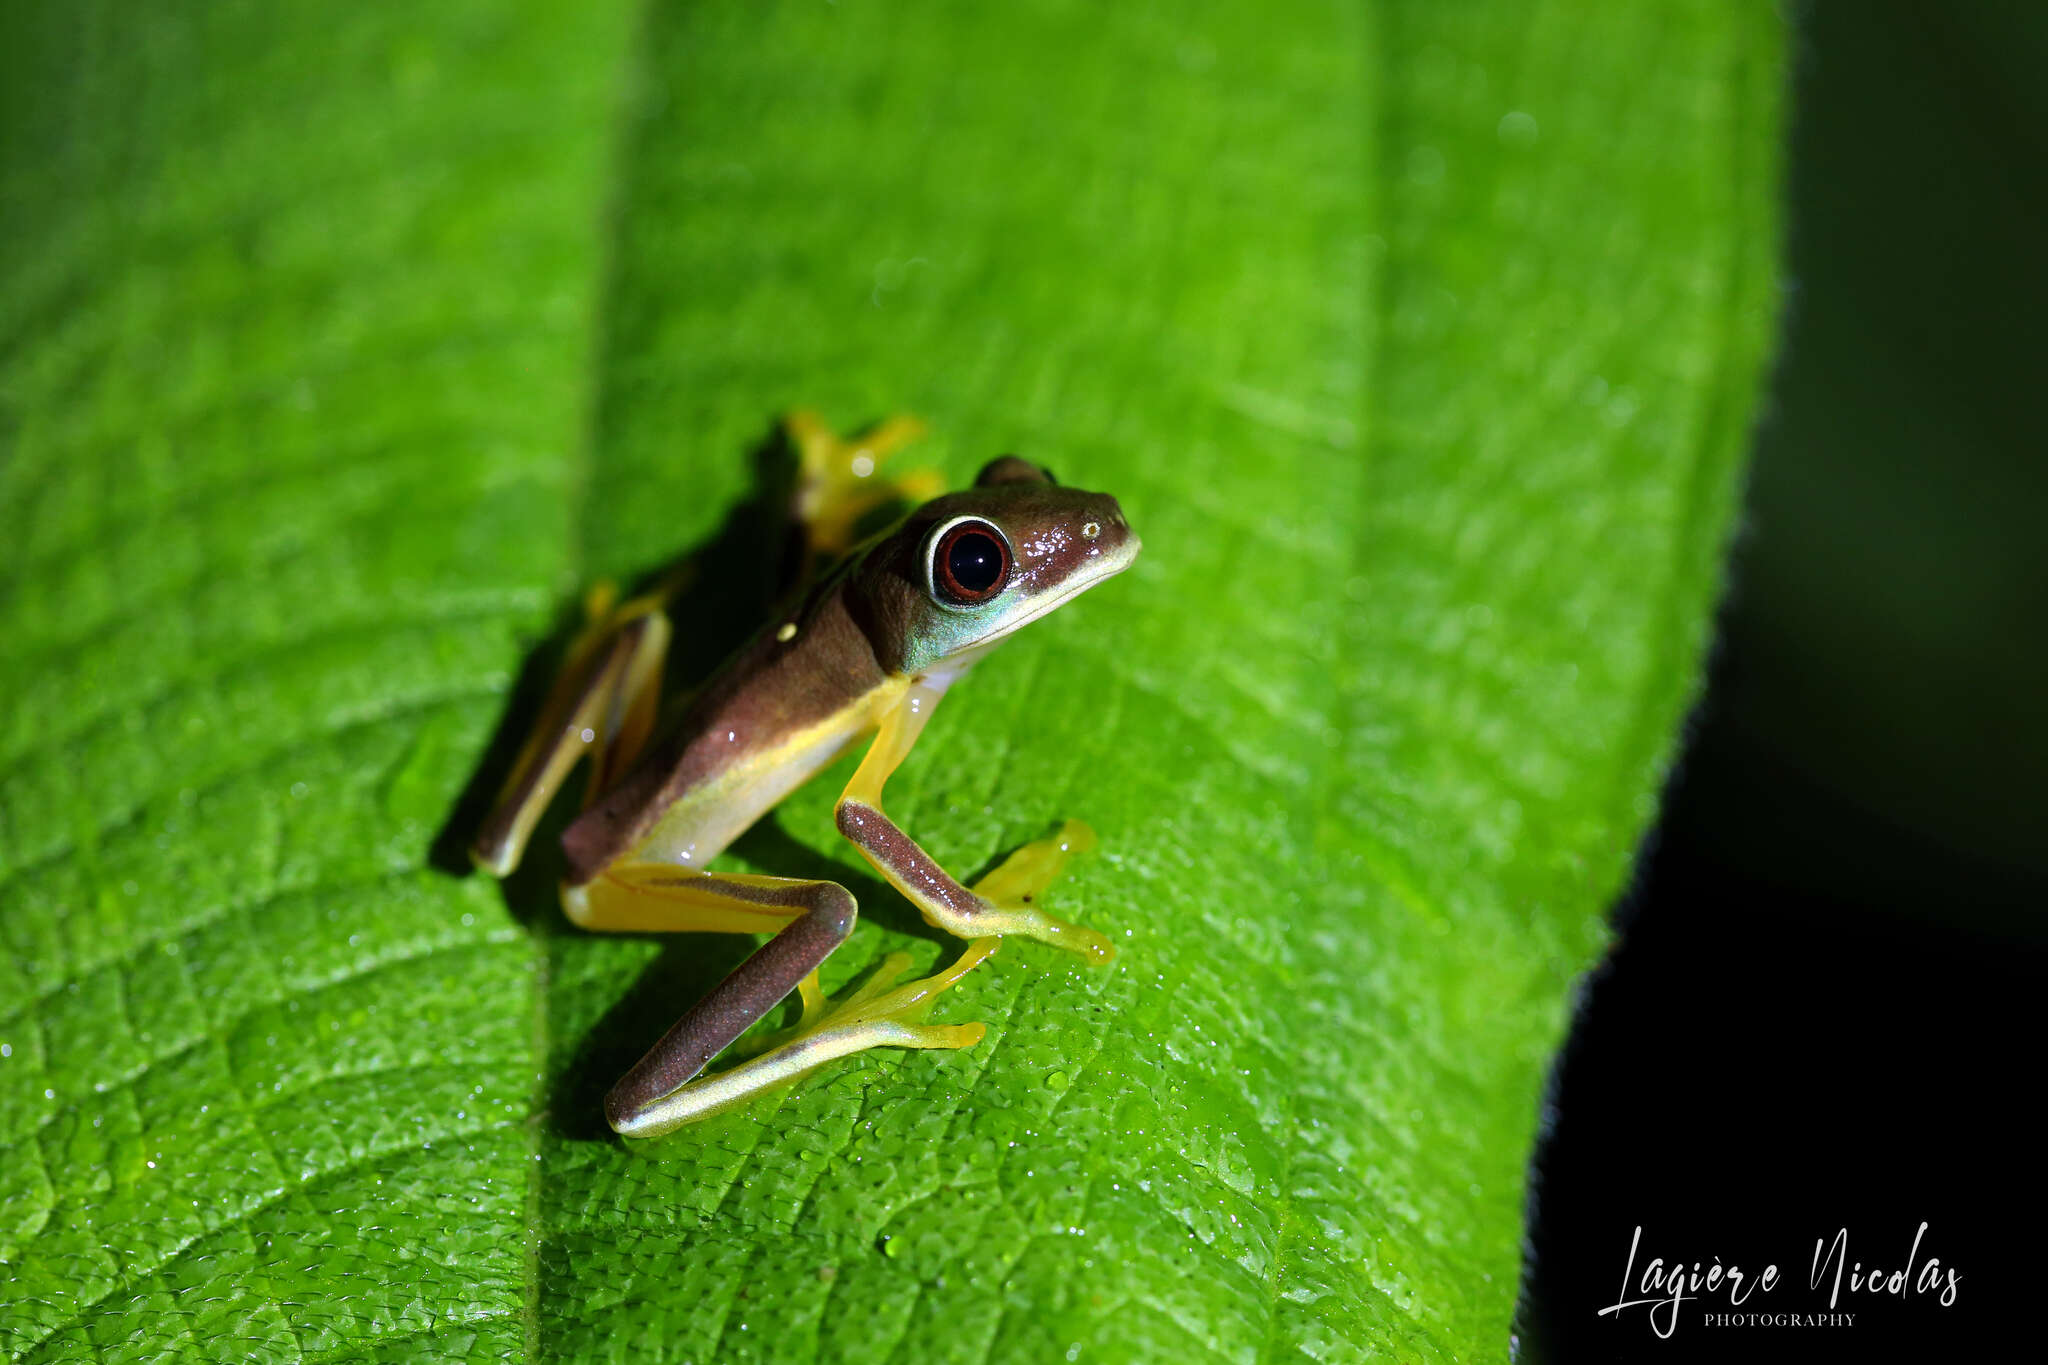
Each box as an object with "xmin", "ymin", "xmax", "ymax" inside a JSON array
[
  {"xmin": 640, "ymin": 941, "xmax": 997, "ymax": 1132},
  {"xmin": 785, "ymin": 410, "xmax": 946, "ymax": 561},
  {"xmin": 968, "ymin": 820, "xmax": 1116, "ymax": 964}
]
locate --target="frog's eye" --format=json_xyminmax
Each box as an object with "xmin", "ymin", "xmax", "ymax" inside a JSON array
[
  {"xmin": 927, "ymin": 516, "xmax": 1013, "ymax": 608},
  {"xmin": 975, "ymin": 456, "xmax": 1055, "ymax": 488}
]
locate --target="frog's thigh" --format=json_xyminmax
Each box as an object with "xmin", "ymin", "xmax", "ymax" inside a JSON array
[
  {"xmin": 575, "ymin": 864, "xmax": 856, "ymax": 1131},
  {"xmin": 566, "ymin": 861, "xmax": 835, "ymax": 1020},
  {"xmin": 573, "ymin": 862, "xmax": 992, "ymax": 1137},
  {"xmin": 564, "ymin": 862, "xmax": 817, "ymax": 935}
]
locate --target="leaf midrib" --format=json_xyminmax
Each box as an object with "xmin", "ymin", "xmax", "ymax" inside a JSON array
[{"xmin": 516, "ymin": 3, "xmax": 655, "ymax": 1353}]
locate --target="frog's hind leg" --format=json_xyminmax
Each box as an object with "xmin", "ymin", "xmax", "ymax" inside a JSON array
[
  {"xmin": 570, "ymin": 862, "xmax": 992, "ymax": 1137},
  {"xmin": 470, "ymin": 583, "xmax": 675, "ymax": 877},
  {"xmin": 785, "ymin": 410, "xmax": 946, "ymax": 564}
]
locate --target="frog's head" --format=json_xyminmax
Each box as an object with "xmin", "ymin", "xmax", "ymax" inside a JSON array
[{"xmin": 848, "ymin": 457, "xmax": 1140, "ymax": 676}]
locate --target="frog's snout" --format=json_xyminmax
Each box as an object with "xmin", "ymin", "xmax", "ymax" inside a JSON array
[{"xmin": 1093, "ymin": 496, "xmax": 1139, "ymax": 561}]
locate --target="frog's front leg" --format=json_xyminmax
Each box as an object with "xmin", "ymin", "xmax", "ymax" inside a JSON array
[
  {"xmin": 570, "ymin": 863, "xmax": 992, "ymax": 1137},
  {"xmin": 785, "ymin": 410, "xmax": 946, "ymax": 564},
  {"xmin": 834, "ymin": 689, "xmax": 1117, "ymax": 963}
]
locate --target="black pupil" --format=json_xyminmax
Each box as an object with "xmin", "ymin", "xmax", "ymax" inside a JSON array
[{"xmin": 947, "ymin": 531, "xmax": 1004, "ymax": 595}]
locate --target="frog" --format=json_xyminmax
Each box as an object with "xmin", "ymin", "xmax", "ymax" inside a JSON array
[{"xmin": 471, "ymin": 413, "xmax": 1140, "ymax": 1138}]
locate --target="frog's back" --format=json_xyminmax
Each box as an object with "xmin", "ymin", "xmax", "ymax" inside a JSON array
[{"xmin": 560, "ymin": 586, "xmax": 893, "ymax": 885}]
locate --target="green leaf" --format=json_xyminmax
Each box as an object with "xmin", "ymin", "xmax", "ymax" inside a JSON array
[{"xmin": 0, "ymin": 1, "xmax": 1781, "ymax": 1360}]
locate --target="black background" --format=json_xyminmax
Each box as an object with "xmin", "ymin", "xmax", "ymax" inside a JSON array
[{"xmin": 1515, "ymin": 5, "xmax": 2045, "ymax": 1361}]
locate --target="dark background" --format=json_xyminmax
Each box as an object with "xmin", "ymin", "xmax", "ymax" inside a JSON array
[{"xmin": 1516, "ymin": 4, "xmax": 2045, "ymax": 1361}]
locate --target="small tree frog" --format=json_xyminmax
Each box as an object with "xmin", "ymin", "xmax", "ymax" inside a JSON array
[{"xmin": 472, "ymin": 415, "xmax": 1140, "ymax": 1137}]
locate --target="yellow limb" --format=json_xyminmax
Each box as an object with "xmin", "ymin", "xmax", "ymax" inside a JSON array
[
  {"xmin": 786, "ymin": 410, "xmax": 947, "ymax": 561},
  {"xmin": 619, "ymin": 948, "xmax": 991, "ymax": 1135},
  {"xmin": 559, "ymin": 860, "xmax": 993, "ymax": 1137},
  {"xmin": 471, "ymin": 586, "xmax": 673, "ymax": 877},
  {"xmin": 836, "ymin": 693, "xmax": 1116, "ymax": 963},
  {"xmin": 564, "ymin": 861, "xmax": 812, "ymax": 935}
]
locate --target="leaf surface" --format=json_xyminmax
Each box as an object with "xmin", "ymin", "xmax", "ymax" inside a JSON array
[{"xmin": 0, "ymin": 2, "xmax": 1780, "ymax": 1360}]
